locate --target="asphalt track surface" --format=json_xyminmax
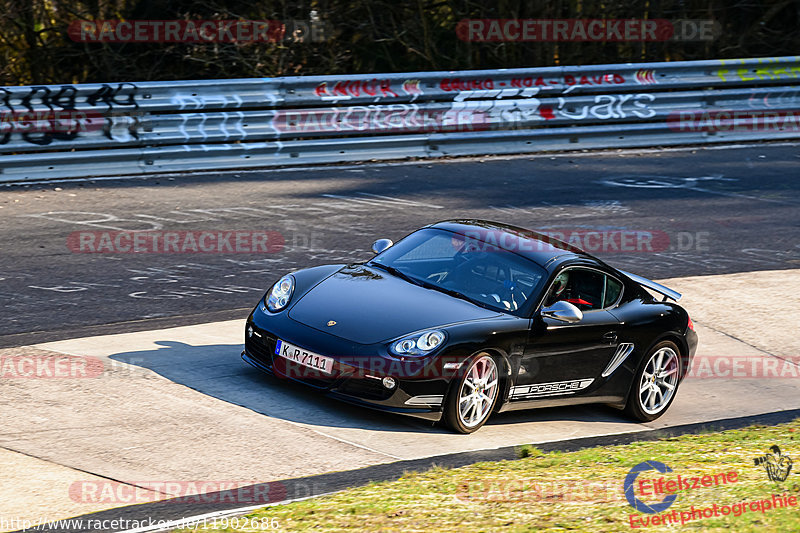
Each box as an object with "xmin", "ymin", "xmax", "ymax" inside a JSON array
[{"xmin": 1, "ymin": 142, "xmax": 799, "ymax": 346}]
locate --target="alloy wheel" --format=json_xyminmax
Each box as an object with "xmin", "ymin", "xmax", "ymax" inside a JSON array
[
  {"xmin": 638, "ymin": 347, "xmax": 679, "ymax": 415},
  {"xmin": 457, "ymin": 355, "xmax": 499, "ymax": 428}
]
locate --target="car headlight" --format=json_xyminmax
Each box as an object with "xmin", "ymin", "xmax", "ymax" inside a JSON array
[
  {"xmin": 390, "ymin": 329, "xmax": 446, "ymax": 356},
  {"xmin": 265, "ymin": 275, "xmax": 295, "ymax": 312}
]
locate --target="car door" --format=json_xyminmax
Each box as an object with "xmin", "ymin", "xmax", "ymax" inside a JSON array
[{"xmin": 511, "ymin": 266, "xmax": 622, "ymax": 402}]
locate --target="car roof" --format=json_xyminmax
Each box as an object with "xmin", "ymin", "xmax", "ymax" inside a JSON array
[{"xmin": 426, "ymin": 219, "xmax": 600, "ymax": 271}]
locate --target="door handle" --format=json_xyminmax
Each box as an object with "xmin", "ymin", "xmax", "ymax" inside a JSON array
[{"xmin": 603, "ymin": 331, "xmax": 618, "ymax": 342}]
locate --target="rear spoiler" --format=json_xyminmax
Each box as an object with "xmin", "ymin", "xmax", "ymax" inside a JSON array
[{"xmin": 619, "ymin": 270, "xmax": 682, "ymax": 302}]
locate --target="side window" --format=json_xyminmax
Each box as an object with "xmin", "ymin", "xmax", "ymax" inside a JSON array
[
  {"xmin": 544, "ymin": 269, "xmax": 624, "ymax": 311},
  {"xmin": 604, "ymin": 276, "xmax": 623, "ymax": 308},
  {"xmin": 544, "ymin": 268, "xmax": 605, "ymax": 311}
]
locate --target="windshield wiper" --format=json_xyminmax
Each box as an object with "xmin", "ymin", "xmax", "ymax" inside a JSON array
[
  {"xmin": 369, "ymin": 262, "xmax": 424, "ymax": 287},
  {"xmin": 369, "ymin": 262, "xmax": 494, "ymax": 311}
]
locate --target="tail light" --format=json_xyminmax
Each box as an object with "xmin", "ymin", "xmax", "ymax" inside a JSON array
[{"xmin": 687, "ymin": 316, "xmax": 695, "ymax": 331}]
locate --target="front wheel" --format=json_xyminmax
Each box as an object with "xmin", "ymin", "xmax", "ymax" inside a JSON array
[
  {"xmin": 443, "ymin": 353, "xmax": 500, "ymax": 433},
  {"xmin": 624, "ymin": 341, "xmax": 681, "ymax": 422}
]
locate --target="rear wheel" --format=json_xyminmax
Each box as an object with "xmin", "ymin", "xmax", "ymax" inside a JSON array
[
  {"xmin": 443, "ymin": 353, "xmax": 499, "ymax": 433},
  {"xmin": 624, "ymin": 341, "xmax": 681, "ymax": 422}
]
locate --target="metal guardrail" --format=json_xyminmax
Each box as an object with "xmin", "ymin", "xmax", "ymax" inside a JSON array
[{"xmin": 2, "ymin": 56, "xmax": 800, "ymax": 181}]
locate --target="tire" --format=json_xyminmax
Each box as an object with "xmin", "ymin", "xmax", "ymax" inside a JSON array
[
  {"xmin": 624, "ymin": 340, "xmax": 682, "ymax": 422},
  {"xmin": 443, "ymin": 353, "xmax": 500, "ymax": 433}
]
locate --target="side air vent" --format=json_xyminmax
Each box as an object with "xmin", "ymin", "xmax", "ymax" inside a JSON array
[{"xmin": 601, "ymin": 343, "xmax": 635, "ymax": 377}]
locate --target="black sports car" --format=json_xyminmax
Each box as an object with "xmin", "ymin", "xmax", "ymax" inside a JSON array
[{"xmin": 243, "ymin": 220, "xmax": 697, "ymax": 433}]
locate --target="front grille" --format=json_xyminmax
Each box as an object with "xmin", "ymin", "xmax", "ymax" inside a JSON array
[
  {"xmin": 248, "ymin": 330, "xmax": 359, "ymax": 391},
  {"xmin": 246, "ymin": 334, "xmax": 276, "ymax": 369},
  {"xmin": 336, "ymin": 377, "xmax": 393, "ymax": 401}
]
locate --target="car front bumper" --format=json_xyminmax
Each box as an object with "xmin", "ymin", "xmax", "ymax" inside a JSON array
[{"xmin": 242, "ymin": 309, "xmax": 451, "ymax": 422}]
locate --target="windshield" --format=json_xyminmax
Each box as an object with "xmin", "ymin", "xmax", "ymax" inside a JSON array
[{"xmin": 369, "ymin": 228, "xmax": 548, "ymax": 315}]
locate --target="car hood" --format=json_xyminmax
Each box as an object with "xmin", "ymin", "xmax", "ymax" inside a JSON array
[{"xmin": 288, "ymin": 264, "xmax": 502, "ymax": 344}]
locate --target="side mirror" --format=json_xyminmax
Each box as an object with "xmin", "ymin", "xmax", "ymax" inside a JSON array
[
  {"xmin": 541, "ymin": 300, "xmax": 583, "ymax": 323},
  {"xmin": 371, "ymin": 238, "xmax": 393, "ymax": 254}
]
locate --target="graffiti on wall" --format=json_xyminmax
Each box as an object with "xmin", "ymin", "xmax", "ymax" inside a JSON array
[
  {"xmin": 0, "ymin": 83, "xmax": 141, "ymax": 146},
  {"xmin": 310, "ymin": 71, "xmax": 630, "ymax": 104}
]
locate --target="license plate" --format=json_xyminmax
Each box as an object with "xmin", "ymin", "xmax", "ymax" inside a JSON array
[{"xmin": 275, "ymin": 339, "xmax": 334, "ymax": 375}]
